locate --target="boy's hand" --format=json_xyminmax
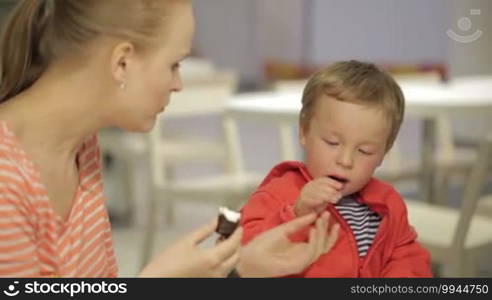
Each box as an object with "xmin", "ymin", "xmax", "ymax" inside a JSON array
[{"xmin": 294, "ymin": 177, "xmax": 343, "ymax": 216}]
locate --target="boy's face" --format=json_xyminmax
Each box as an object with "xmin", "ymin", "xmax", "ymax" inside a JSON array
[{"xmin": 300, "ymin": 95, "xmax": 390, "ymax": 196}]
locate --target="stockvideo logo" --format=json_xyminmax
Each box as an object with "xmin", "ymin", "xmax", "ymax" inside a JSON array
[
  {"xmin": 446, "ymin": 9, "xmax": 483, "ymax": 43},
  {"xmin": 3, "ymin": 281, "xmax": 20, "ymax": 297}
]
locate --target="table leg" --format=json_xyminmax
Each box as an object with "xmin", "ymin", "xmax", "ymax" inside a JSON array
[
  {"xmin": 223, "ymin": 114, "xmax": 245, "ymax": 175},
  {"xmin": 421, "ymin": 118, "xmax": 437, "ymax": 203},
  {"xmin": 279, "ymin": 122, "xmax": 295, "ymax": 161}
]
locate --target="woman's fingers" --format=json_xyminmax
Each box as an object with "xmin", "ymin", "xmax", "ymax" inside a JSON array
[
  {"xmin": 307, "ymin": 212, "xmax": 339, "ymax": 263},
  {"xmin": 219, "ymin": 251, "xmax": 240, "ymax": 277},
  {"xmin": 212, "ymin": 227, "xmax": 243, "ymax": 262},
  {"xmin": 306, "ymin": 226, "xmax": 319, "ymax": 266},
  {"xmin": 324, "ymin": 223, "xmax": 340, "ymax": 253},
  {"xmin": 314, "ymin": 214, "xmax": 326, "ymax": 258},
  {"xmin": 189, "ymin": 218, "xmax": 219, "ymax": 245},
  {"xmin": 278, "ymin": 213, "xmax": 317, "ymax": 236}
]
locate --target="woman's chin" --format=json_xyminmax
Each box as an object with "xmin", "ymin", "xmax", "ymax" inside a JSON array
[
  {"xmin": 121, "ymin": 117, "xmax": 157, "ymax": 133},
  {"xmin": 140, "ymin": 118, "xmax": 158, "ymax": 133}
]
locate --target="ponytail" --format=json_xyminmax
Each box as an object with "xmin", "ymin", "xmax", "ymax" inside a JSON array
[
  {"xmin": 0, "ymin": 0, "xmax": 186, "ymax": 104},
  {"xmin": 0, "ymin": 0, "xmax": 53, "ymax": 103}
]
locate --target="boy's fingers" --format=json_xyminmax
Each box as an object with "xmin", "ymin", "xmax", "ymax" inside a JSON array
[
  {"xmin": 325, "ymin": 189, "xmax": 342, "ymax": 202},
  {"xmin": 314, "ymin": 202, "xmax": 329, "ymax": 214},
  {"xmin": 320, "ymin": 177, "xmax": 344, "ymax": 190}
]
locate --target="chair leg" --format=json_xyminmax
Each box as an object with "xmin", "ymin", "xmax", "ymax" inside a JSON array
[
  {"xmin": 121, "ymin": 159, "xmax": 137, "ymax": 226},
  {"xmin": 140, "ymin": 189, "xmax": 160, "ymax": 269},
  {"xmin": 164, "ymin": 196, "xmax": 175, "ymax": 226},
  {"xmin": 434, "ymin": 171, "xmax": 450, "ymax": 206},
  {"xmin": 444, "ymin": 255, "xmax": 476, "ymax": 277},
  {"xmin": 431, "ymin": 263, "xmax": 442, "ymax": 277},
  {"xmin": 459, "ymin": 255, "xmax": 477, "ymax": 277},
  {"xmin": 163, "ymin": 166, "xmax": 176, "ymax": 226}
]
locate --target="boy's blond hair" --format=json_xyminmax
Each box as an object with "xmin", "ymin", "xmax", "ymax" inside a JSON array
[{"xmin": 300, "ymin": 60, "xmax": 405, "ymax": 151}]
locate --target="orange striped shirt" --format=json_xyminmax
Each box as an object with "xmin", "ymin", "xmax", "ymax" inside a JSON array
[{"xmin": 0, "ymin": 121, "xmax": 118, "ymax": 277}]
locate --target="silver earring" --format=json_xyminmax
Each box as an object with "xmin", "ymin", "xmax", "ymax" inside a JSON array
[{"xmin": 119, "ymin": 82, "xmax": 126, "ymax": 90}]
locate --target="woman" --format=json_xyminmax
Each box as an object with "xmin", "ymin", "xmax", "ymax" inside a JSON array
[{"xmin": 0, "ymin": 0, "xmax": 338, "ymax": 277}]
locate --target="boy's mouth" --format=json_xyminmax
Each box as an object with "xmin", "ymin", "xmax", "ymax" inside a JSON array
[{"xmin": 327, "ymin": 175, "xmax": 349, "ymax": 184}]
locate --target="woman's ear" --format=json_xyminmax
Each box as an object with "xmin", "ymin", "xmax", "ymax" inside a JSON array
[{"xmin": 111, "ymin": 42, "xmax": 135, "ymax": 86}]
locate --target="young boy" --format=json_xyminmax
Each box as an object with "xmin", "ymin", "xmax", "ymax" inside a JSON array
[{"xmin": 240, "ymin": 60, "xmax": 432, "ymax": 277}]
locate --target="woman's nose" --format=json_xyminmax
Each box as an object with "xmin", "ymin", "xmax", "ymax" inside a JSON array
[{"xmin": 171, "ymin": 72, "xmax": 183, "ymax": 92}]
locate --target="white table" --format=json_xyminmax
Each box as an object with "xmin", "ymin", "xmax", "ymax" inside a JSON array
[{"xmin": 226, "ymin": 80, "xmax": 492, "ymax": 203}]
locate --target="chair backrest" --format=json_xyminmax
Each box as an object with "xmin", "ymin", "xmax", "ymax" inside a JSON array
[
  {"xmin": 391, "ymin": 73, "xmax": 453, "ymax": 171},
  {"xmin": 147, "ymin": 71, "xmax": 240, "ymax": 187},
  {"xmin": 164, "ymin": 70, "xmax": 239, "ymax": 117},
  {"xmin": 452, "ymin": 135, "xmax": 492, "ymax": 250},
  {"xmin": 179, "ymin": 58, "xmax": 215, "ymax": 81},
  {"xmin": 382, "ymin": 73, "xmax": 464, "ymax": 180}
]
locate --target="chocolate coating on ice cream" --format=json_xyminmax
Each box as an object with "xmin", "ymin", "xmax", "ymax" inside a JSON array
[{"xmin": 216, "ymin": 207, "xmax": 241, "ymax": 238}]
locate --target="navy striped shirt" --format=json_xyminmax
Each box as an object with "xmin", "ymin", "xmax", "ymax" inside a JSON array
[{"xmin": 334, "ymin": 195, "xmax": 381, "ymax": 257}]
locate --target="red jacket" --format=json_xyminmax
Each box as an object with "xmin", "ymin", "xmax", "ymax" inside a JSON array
[{"xmin": 240, "ymin": 161, "xmax": 432, "ymax": 277}]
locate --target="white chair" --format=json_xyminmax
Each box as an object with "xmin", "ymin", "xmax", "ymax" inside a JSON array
[
  {"xmin": 437, "ymin": 75, "xmax": 492, "ymax": 202},
  {"xmin": 405, "ymin": 135, "xmax": 492, "ymax": 277},
  {"xmin": 375, "ymin": 115, "xmax": 478, "ymax": 191},
  {"xmin": 428, "ymin": 75, "xmax": 492, "ymax": 205},
  {"xmin": 377, "ymin": 75, "xmax": 454, "ymax": 188},
  {"xmin": 477, "ymin": 194, "xmax": 492, "ymax": 217},
  {"xmin": 139, "ymin": 82, "xmax": 263, "ymax": 266}
]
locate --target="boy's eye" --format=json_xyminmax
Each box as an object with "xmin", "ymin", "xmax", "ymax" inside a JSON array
[
  {"xmin": 324, "ymin": 139, "xmax": 339, "ymax": 146},
  {"xmin": 358, "ymin": 149, "xmax": 372, "ymax": 155}
]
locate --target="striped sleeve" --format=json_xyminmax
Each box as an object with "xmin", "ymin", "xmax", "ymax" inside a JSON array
[{"xmin": 0, "ymin": 171, "xmax": 40, "ymax": 277}]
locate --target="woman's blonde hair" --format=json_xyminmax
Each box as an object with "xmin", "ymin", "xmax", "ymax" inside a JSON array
[
  {"xmin": 0, "ymin": 0, "xmax": 186, "ymax": 103},
  {"xmin": 300, "ymin": 60, "xmax": 405, "ymax": 151}
]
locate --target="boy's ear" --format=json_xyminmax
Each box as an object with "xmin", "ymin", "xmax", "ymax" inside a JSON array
[
  {"xmin": 299, "ymin": 123, "xmax": 307, "ymax": 147},
  {"xmin": 378, "ymin": 146, "xmax": 391, "ymax": 167},
  {"xmin": 377, "ymin": 156, "xmax": 384, "ymax": 167}
]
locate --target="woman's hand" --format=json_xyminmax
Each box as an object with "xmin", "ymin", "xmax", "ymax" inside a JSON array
[
  {"xmin": 139, "ymin": 218, "xmax": 242, "ymax": 277},
  {"xmin": 237, "ymin": 212, "xmax": 339, "ymax": 277}
]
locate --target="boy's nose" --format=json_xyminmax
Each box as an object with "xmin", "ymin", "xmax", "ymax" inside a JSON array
[{"xmin": 336, "ymin": 150, "xmax": 354, "ymax": 169}]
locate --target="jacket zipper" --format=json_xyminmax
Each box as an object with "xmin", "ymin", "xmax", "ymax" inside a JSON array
[
  {"xmin": 327, "ymin": 204, "xmax": 360, "ymax": 277},
  {"xmin": 359, "ymin": 217, "xmax": 388, "ymax": 276},
  {"xmin": 329, "ymin": 203, "xmax": 389, "ymax": 277}
]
